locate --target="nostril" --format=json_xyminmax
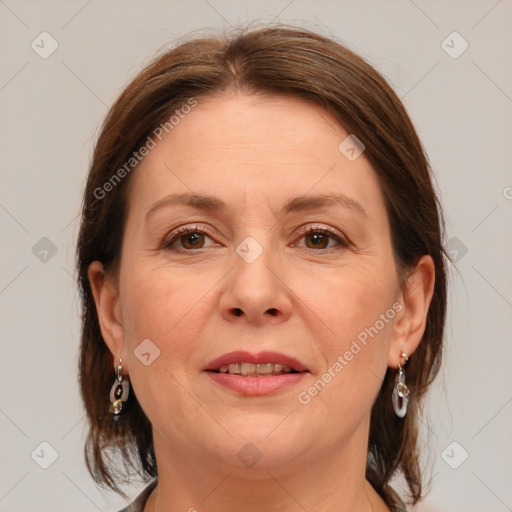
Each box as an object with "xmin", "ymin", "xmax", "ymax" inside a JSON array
[{"xmin": 231, "ymin": 308, "xmax": 278, "ymax": 317}]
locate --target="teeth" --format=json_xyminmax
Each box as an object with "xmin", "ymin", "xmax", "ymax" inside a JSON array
[
  {"xmin": 216, "ymin": 363, "xmax": 295, "ymax": 376},
  {"xmin": 256, "ymin": 363, "xmax": 273, "ymax": 374},
  {"xmin": 241, "ymin": 362, "xmax": 256, "ymax": 375},
  {"xmin": 228, "ymin": 363, "xmax": 241, "ymax": 374}
]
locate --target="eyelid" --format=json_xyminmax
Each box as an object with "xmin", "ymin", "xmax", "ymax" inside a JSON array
[
  {"xmin": 160, "ymin": 222, "xmax": 350, "ymax": 251},
  {"xmin": 292, "ymin": 223, "xmax": 350, "ymax": 249},
  {"xmin": 160, "ymin": 223, "xmax": 220, "ymax": 250}
]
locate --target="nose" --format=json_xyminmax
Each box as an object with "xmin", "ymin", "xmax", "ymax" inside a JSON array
[{"xmin": 219, "ymin": 243, "xmax": 293, "ymax": 326}]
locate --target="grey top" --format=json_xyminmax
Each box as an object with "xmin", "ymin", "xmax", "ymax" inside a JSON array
[{"xmin": 116, "ymin": 479, "xmax": 407, "ymax": 512}]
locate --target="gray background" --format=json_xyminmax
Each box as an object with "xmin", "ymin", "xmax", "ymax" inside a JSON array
[{"xmin": 1, "ymin": 1, "xmax": 511, "ymax": 511}]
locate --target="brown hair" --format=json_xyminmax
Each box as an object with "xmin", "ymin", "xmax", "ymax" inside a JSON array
[{"xmin": 77, "ymin": 23, "xmax": 447, "ymax": 505}]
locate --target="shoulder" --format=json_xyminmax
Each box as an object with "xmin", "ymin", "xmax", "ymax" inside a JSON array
[{"xmin": 116, "ymin": 479, "xmax": 157, "ymax": 512}]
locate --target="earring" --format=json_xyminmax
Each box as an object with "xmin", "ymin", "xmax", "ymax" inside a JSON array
[
  {"xmin": 392, "ymin": 352, "xmax": 410, "ymax": 418},
  {"xmin": 109, "ymin": 358, "xmax": 130, "ymax": 418}
]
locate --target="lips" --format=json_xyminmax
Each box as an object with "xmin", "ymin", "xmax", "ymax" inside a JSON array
[
  {"xmin": 203, "ymin": 350, "xmax": 309, "ymax": 396},
  {"xmin": 204, "ymin": 350, "xmax": 308, "ymax": 373}
]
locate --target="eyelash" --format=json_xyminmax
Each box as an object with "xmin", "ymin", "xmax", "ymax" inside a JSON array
[
  {"xmin": 161, "ymin": 225, "xmax": 214, "ymax": 251},
  {"xmin": 293, "ymin": 224, "xmax": 349, "ymax": 250},
  {"xmin": 161, "ymin": 224, "xmax": 349, "ymax": 252}
]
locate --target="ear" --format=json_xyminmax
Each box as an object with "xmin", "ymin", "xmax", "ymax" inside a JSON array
[
  {"xmin": 88, "ymin": 261, "xmax": 127, "ymax": 371},
  {"xmin": 388, "ymin": 255, "xmax": 436, "ymax": 368}
]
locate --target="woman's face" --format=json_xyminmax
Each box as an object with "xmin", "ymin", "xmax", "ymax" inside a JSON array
[{"xmin": 96, "ymin": 93, "xmax": 415, "ymax": 473}]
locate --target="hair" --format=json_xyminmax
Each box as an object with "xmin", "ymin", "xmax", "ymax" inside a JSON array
[{"xmin": 77, "ymin": 23, "xmax": 447, "ymax": 505}]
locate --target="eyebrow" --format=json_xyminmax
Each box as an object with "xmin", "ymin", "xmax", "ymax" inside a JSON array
[
  {"xmin": 283, "ymin": 194, "xmax": 367, "ymax": 218},
  {"xmin": 145, "ymin": 193, "xmax": 225, "ymax": 219},
  {"xmin": 145, "ymin": 193, "xmax": 368, "ymax": 219}
]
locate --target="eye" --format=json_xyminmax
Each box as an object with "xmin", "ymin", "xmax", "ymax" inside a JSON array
[
  {"xmin": 162, "ymin": 225, "xmax": 218, "ymax": 251},
  {"xmin": 294, "ymin": 224, "xmax": 349, "ymax": 250}
]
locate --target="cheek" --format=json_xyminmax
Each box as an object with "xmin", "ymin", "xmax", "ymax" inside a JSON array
[
  {"xmin": 119, "ymin": 263, "xmax": 221, "ymax": 344},
  {"xmin": 293, "ymin": 262, "xmax": 397, "ymax": 347},
  {"xmin": 291, "ymin": 267, "xmax": 397, "ymax": 415},
  {"xmin": 117, "ymin": 266, "xmax": 216, "ymax": 437}
]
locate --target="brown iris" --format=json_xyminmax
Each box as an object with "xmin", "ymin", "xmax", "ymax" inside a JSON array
[
  {"xmin": 181, "ymin": 232, "xmax": 205, "ymax": 249},
  {"xmin": 305, "ymin": 232, "xmax": 329, "ymax": 249}
]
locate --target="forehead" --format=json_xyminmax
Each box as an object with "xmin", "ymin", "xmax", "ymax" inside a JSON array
[
  {"xmin": 130, "ymin": 92, "xmax": 384, "ymax": 218},
  {"xmin": 154, "ymin": 93, "xmax": 349, "ymax": 165}
]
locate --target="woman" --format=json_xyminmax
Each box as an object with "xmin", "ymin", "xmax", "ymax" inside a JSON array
[{"xmin": 77, "ymin": 24, "xmax": 447, "ymax": 512}]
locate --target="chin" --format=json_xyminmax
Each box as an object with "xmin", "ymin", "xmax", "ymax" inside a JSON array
[{"xmin": 215, "ymin": 424, "xmax": 310, "ymax": 471}]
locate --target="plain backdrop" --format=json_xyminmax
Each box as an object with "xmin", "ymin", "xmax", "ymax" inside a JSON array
[{"xmin": 1, "ymin": 1, "xmax": 511, "ymax": 511}]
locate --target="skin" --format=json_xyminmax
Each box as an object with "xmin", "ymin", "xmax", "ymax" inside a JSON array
[{"xmin": 89, "ymin": 92, "xmax": 435, "ymax": 512}]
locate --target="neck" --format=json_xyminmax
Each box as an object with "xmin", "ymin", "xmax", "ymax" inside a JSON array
[{"xmin": 146, "ymin": 428, "xmax": 389, "ymax": 512}]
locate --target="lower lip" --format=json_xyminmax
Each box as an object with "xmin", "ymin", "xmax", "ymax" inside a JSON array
[{"xmin": 205, "ymin": 371, "xmax": 307, "ymax": 396}]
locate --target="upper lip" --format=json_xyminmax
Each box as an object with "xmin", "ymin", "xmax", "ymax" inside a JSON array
[{"xmin": 204, "ymin": 350, "xmax": 309, "ymax": 372}]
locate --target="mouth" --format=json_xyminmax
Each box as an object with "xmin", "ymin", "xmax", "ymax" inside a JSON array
[
  {"xmin": 204, "ymin": 350, "xmax": 308, "ymax": 375},
  {"xmin": 203, "ymin": 351, "xmax": 309, "ymax": 396},
  {"xmin": 210, "ymin": 362, "xmax": 300, "ymax": 376}
]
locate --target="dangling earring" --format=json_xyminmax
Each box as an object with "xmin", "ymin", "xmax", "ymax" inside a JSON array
[
  {"xmin": 109, "ymin": 358, "xmax": 130, "ymax": 418},
  {"xmin": 392, "ymin": 352, "xmax": 410, "ymax": 418}
]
